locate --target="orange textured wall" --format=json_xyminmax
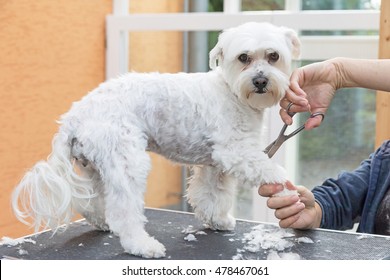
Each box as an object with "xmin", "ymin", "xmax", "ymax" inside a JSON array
[
  {"xmin": 0, "ymin": 0, "xmax": 184, "ymax": 239},
  {"xmin": 0, "ymin": 0, "xmax": 112, "ymax": 237}
]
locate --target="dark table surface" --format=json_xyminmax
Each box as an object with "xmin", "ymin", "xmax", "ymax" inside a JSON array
[{"xmin": 1, "ymin": 208, "xmax": 390, "ymax": 260}]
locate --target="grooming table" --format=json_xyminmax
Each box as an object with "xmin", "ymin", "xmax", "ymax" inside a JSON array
[{"xmin": 1, "ymin": 208, "xmax": 389, "ymax": 260}]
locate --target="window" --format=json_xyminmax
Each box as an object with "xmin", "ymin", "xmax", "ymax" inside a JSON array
[{"xmin": 293, "ymin": 0, "xmax": 378, "ymax": 190}]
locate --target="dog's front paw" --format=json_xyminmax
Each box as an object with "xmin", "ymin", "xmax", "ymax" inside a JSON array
[
  {"xmin": 261, "ymin": 163, "xmax": 287, "ymax": 185},
  {"xmin": 209, "ymin": 214, "xmax": 236, "ymax": 231},
  {"xmin": 261, "ymin": 164, "xmax": 298, "ymax": 197},
  {"xmin": 122, "ymin": 235, "xmax": 166, "ymax": 259},
  {"xmin": 194, "ymin": 209, "xmax": 236, "ymax": 231}
]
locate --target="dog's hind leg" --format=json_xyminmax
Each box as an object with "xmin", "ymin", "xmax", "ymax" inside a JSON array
[
  {"xmin": 187, "ymin": 166, "xmax": 237, "ymax": 231},
  {"xmin": 72, "ymin": 160, "xmax": 109, "ymax": 231},
  {"xmin": 86, "ymin": 123, "xmax": 165, "ymax": 258}
]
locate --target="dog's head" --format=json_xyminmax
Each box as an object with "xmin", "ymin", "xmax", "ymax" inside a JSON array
[{"xmin": 209, "ymin": 22, "xmax": 300, "ymax": 110}]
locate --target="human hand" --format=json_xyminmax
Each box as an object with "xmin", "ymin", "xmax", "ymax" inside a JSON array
[
  {"xmin": 258, "ymin": 181, "xmax": 322, "ymax": 229},
  {"xmin": 280, "ymin": 60, "xmax": 339, "ymax": 130}
]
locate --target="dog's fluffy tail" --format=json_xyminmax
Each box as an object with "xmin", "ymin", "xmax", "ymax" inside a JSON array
[{"xmin": 12, "ymin": 132, "xmax": 94, "ymax": 232}]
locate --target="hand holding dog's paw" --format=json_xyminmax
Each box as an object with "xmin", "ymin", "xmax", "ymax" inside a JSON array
[
  {"xmin": 259, "ymin": 182, "xmax": 320, "ymax": 229},
  {"xmin": 259, "ymin": 180, "xmax": 298, "ymax": 197}
]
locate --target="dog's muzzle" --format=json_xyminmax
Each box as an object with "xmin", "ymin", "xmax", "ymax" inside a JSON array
[{"xmin": 252, "ymin": 75, "xmax": 269, "ymax": 94}]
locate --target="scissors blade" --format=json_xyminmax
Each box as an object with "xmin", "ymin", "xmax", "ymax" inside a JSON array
[
  {"xmin": 264, "ymin": 136, "xmax": 286, "ymax": 158},
  {"xmin": 263, "ymin": 142, "xmax": 276, "ymax": 158},
  {"xmin": 263, "ymin": 112, "xmax": 325, "ymax": 158},
  {"xmin": 263, "ymin": 123, "xmax": 305, "ymax": 158},
  {"xmin": 264, "ymin": 144, "xmax": 279, "ymax": 158}
]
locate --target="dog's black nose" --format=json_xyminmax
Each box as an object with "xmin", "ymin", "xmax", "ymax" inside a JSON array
[{"xmin": 252, "ymin": 76, "xmax": 268, "ymax": 93}]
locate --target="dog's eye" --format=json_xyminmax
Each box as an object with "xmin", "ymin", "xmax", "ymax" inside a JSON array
[
  {"xmin": 238, "ymin": 53, "xmax": 251, "ymax": 64},
  {"xmin": 268, "ymin": 52, "xmax": 279, "ymax": 63}
]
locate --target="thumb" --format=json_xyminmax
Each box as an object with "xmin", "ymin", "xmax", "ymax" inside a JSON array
[
  {"xmin": 284, "ymin": 180, "xmax": 298, "ymax": 191},
  {"xmin": 305, "ymin": 112, "xmax": 325, "ymax": 130}
]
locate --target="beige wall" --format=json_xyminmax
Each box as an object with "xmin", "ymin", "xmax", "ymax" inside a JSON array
[{"xmin": 0, "ymin": 0, "xmax": 183, "ymax": 238}]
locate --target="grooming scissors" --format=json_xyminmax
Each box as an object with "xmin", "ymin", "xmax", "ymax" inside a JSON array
[{"xmin": 264, "ymin": 102, "xmax": 325, "ymax": 158}]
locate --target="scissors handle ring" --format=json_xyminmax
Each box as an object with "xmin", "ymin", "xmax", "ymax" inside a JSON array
[
  {"xmin": 286, "ymin": 102, "xmax": 295, "ymax": 116},
  {"xmin": 287, "ymin": 102, "xmax": 325, "ymax": 122},
  {"xmin": 310, "ymin": 112, "xmax": 325, "ymax": 122}
]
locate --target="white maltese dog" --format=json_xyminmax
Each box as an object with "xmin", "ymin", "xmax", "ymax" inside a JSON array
[{"xmin": 12, "ymin": 22, "xmax": 300, "ymax": 258}]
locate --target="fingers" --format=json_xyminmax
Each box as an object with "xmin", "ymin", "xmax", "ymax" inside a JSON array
[
  {"xmin": 284, "ymin": 180, "xmax": 297, "ymax": 191},
  {"xmin": 267, "ymin": 193, "xmax": 301, "ymax": 210},
  {"xmin": 280, "ymin": 91, "xmax": 326, "ymax": 130},
  {"xmin": 270, "ymin": 196, "xmax": 305, "ymax": 226},
  {"xmin": 264, "ymin": 182, "xmax": 301, "ymax": 211},
  {"xmin": 278, "ymin": 212, "xmax": 302, "ymax": 228},
  {"xmin": 294, "ymin": 185, "xmax": 315, "ymax": 207},
  {"xmin": 281, "ymin": 89, "xmax": 309, "ymax": 111},
  {"xmin": 258, "ymin": 182, "xmax": 311, "ymax": 229},
  {"xmin": 279, "ymin": 107, "xmax": 293, "ymax": 125},
  {"xmin": 280, "ymin": 107, "xmax": 325, "ymax": 130},
  {"xmin": 268, "ymin": 194, "xmax": 306, "ymax": 229},
  {"xmin": 289, "ymin": 69, "xmax": 306, "ymax": 94},
  {"xmin": 280, "ymin": 90, "xmax": 310, "ymax": 112},
  {"xmin": 258, "ymin": 183, "xmax": 284, "ymax": 197},
  {"xmin": 279, "ymin": 88, "xmax": 310, "ymax": 125},
  {"xmin": 258, "ymin": 181, "xmax": 297, "ymax": 197},
  {"xmin": 304, "ymin": 115, "xmax": 322, "ymax": 130}
]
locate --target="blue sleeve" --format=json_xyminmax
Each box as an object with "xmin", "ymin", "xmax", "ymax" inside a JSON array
[{"xmin": 312, "ymin": 156, "xmax": 372, "ymax": 230}]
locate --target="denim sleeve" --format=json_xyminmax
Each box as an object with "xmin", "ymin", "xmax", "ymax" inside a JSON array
[{"xmin": 312, "ymin": 156, "xmax": 372, "ymax": 230}]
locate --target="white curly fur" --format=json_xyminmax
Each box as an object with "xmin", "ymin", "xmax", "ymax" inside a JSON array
[{"xmin": 12, "ymin": 22, "xmax": 300, "ymax": 258}]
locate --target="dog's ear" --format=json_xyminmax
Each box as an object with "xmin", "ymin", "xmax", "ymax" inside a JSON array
[
  {"xmin": 282, "ymin": 27, "xmax": 301, "ymax": 59},
  {"xmin": 209, "ymin": 41, "xmax": 223, "ymax": 70},
  {"xmin": 209, "ymin": 26, "xmax": 238, "ymax": 69}
]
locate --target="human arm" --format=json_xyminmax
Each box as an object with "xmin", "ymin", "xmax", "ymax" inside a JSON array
[
  {"xmin": 258, "ymin": 156, "xmax": 372, "ymax": 231},
  {"xmin": 312, "ymin": 157, "xmax": 372, "ymax": 230},
  {"xmin": 280, "ymin": 58, "xmax": 390, "ymax": 129}
]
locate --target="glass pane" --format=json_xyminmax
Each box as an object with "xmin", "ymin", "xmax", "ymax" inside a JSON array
[
  {"xmin": 301, "ymin": 0, "xmax": 380, "ymax": 35},
  {"xmin": 293, "ymin": 0, "xmax": 379, "ymax": 190},
  {"xmin": 302, "ymin": 0, "xmax": 380, "ymax": 10},
  {"xmin": 241, "ymin": 0, "xmax": 285, "ymax": 11}
]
